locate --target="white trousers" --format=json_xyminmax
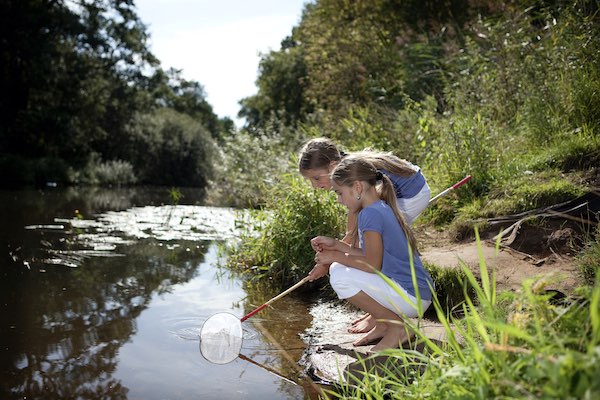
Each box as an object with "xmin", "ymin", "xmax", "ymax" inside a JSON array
[
  {"xmin": 329, "ymin": 263, "xmax": 431, "ymax": 318},
  {"xmin": 397, "ymin": 183, "xmax": 431, "ymax": 225}
]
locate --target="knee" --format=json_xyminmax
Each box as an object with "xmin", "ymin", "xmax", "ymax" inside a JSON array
[
  {"xmin": 329, "ymin": 262, "xmax": 354, "ymax": 297},
  {"xmin": 328, "ymin": 262, "xmax": 345, "ymax": 286}
]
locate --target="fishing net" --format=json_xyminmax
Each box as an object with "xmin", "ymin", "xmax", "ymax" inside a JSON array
[
  {"xmin": 199, "ymin": 277, "xmax": 310, "ymax": 364},
  {"xmin": 199, "ymin": 312, "xmax": 243, "ymax": 364}
]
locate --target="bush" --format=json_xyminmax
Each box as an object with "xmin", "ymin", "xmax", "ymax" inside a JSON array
[
  {"xmin": 127, "ymin": 109, "xmax": 217, "ymax": 188},
  {"xmin": 92, "ymin": 160, "xmax": 137, "ymax": 186},
  {"xmin": 206, "ymin": 123, "xmax": 304, "ymax": 208},
  {"xmin": 226, "ymin": 172, "xmax": 346, "ymax": 289},
  {"xmin": 421, "ymin": 112, "xmax": 498, "ymax": 200},
  {"xmin": 74, "ymin": 153, "xmax": 137, "ymax": 186}
]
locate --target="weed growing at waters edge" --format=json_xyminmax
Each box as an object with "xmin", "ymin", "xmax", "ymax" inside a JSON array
[
  {"xmin": 327, "ymin": 229, "xmax": 600, "ymax": 399},
  {"xmin": 225, "ymin": 172, "xmax": 345, "ymax": 289},
  {"xmin": 168, "ymin": 187, "xmax": 183, "ymax": 204}
]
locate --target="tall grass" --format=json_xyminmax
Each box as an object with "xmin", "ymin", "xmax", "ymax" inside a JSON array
[
  {"xmin": 528, "ymin": 126, "xmax": 600, "ymax": 172},
  {"xmin": 413, "ymin": 3, "xmax": 598, "ymax": 222},
  {"xmin": 328, "ymin": 230, "xmax": 600, "ymax": 399},
  {"xmin": 579, "ymin": 224, "xmax": 600, "ymax": 285},
  {"xmin": 424, "ymin": 262, "xmax": 478, "ymax": 318},
  {"xmin": 206, "ymin": 124, "xmax": 304, "ymax": 208},
  {"xmin": 226, "ymin": 172, "xmax": 346, "ymax": 289}
]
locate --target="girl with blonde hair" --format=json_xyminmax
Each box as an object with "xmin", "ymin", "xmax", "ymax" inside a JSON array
[
  {"xmin": 310, "ymin": 155, "xmax": 433, "ymax": 350},
  {"xmin": 299, "ymin": 137, "xmax": 430, "ymax": 333}
]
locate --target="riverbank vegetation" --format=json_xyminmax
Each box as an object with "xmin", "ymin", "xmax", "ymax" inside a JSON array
[
  {"xmin": 223, "ymin": 0, "xmax": 599, "ymax": 284},
  {"xmin": 329, "ymin": 245, "xmax": 600, "ymax": 399},
  {"xmin": 0, "ymin": 0, "xmax": 232, "ymax": 190},
  {"xmin": 221, "ymin": 0, "xmax": 600, "ymax": 396}
]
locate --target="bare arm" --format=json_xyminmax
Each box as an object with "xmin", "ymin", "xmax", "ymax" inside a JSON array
[
  {"xmin": 307, "ymin": 263, "xmax": 329, "ymax": 281},
  {"xmin": 311, "ymin": 235, "xmax": 361, "ymax": 254},
  {"xmin": 341, "ymin": 211, "xmax": 359, "ymax": 247},
  {"xmin": 314, "ymin": 231, "xmax": 383, "ymax": 273}
]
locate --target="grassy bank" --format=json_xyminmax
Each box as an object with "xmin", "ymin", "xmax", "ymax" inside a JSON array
[
  {"xmin": 326, "ymin": 235, "xmax": 600, "ymax": 399},
  {"xmin": 218, "ymin": 2, "xmax": 600, "ymax": 396}
]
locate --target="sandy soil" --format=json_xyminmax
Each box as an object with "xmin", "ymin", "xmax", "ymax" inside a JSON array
[{"xmin": 416, "ymin": 224, "xmax": 584, "ymax": 294}]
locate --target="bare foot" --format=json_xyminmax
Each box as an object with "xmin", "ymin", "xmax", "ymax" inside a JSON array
[
  {"xmin": 348, "ymin": 314, "xmax": 376, "ymax": 333},
  {"xmin": 351, "ymin": 313, "xmax": 369, "ymax": 325},
  {"xmin": 370, "ymin": 324, "xmax": 411, "ymax": 352},
  {"xmin": 352, "ymin": 325, "xmax": 387, "ymax": 347}
]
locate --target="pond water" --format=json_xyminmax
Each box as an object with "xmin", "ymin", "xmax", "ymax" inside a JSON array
[{"xmin": 0, "ymin": 187, "xmax": 322, "ymax": 399}]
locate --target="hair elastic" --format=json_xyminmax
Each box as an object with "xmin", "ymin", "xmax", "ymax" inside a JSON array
[{"xmin": 375, "ymin": 170, "xmax": 384, "ymax": 181}]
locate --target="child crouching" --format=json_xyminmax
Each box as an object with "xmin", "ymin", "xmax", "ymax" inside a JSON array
[{"xmin": 310, "ymin": 155, "xmax": 433, "ymax": 351}]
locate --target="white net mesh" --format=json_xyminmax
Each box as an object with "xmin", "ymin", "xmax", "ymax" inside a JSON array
[{"xmin": 199, "ymin": 313, "xmax": 243, "ymax": 364}]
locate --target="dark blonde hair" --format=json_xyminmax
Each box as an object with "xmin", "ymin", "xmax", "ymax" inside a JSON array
[
  {"xmin": 298, "ymin": 137, "xmax": 415, "ymax": 177},
  {"xmin": 351, "ymin": 149, "xmax": 416, "ymax": 177},
  {"xmin": 331, "ymin": 155, "xmax": 419, "ymax": 253},
  {"xmin": 298, "ymin": 137, "xmax": 344, "ymax": 171}
]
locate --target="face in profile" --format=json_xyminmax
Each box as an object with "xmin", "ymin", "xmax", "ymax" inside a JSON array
[
  {"xmin": 301, "ymin": 167, "xmax": 333, "ymax": 189},
  {"xmin": 331, "ymin": 181, "xmax": 360, "ymax": 213}
]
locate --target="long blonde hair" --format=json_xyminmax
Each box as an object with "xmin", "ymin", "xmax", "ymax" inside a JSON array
[
  {"xmin": 351, "ymin": 149, "xmax": 416, "ymax": 177},
  {"xmin": 331, "ymin": 155, "xmax": 419, "ymax": 252},
  {"xmin": 298, "ymin": 137, "xmax": 416, "ymax": 178}
]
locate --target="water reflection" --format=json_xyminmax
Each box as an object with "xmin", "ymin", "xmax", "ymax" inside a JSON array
[
  {"xmin": 2, "ymin": 186, "xmax": 209, "ymax": 270},
  {"xmin": 0, "ymin": 188, "xmax": 311, "ymax": 399},
  {"xmin": 2, "ymin": 237, "xmax": 210, "ymax": 398}
]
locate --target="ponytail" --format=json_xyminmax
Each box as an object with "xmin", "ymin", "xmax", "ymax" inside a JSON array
[
  {"xmin": 378, "ymin": 174, "xmax": 419, "ymax": 253},
  {"xmin": 331, "ymin": 155, "xmax": 419, "ymax": 254}
]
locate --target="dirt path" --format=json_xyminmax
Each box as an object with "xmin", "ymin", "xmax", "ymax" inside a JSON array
[{"xmin": 417, "ymin": 225, "xmax": 584, "ymax": 294}]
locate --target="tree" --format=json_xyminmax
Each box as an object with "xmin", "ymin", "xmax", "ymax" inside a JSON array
[
  {"xmin": 239, "ymin": 31, "xmax": 310, "ymax": 130},
  {"xmin": 0, "ymin": 0, "xmax": 159, "ymax": 166},
  {"xmin": 127, "ymin": 109, "xmax": 217, "ymax": 188},
  {"xmin": 0, "ymin": 0, "xmax": 225, "ymax": 188}
]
